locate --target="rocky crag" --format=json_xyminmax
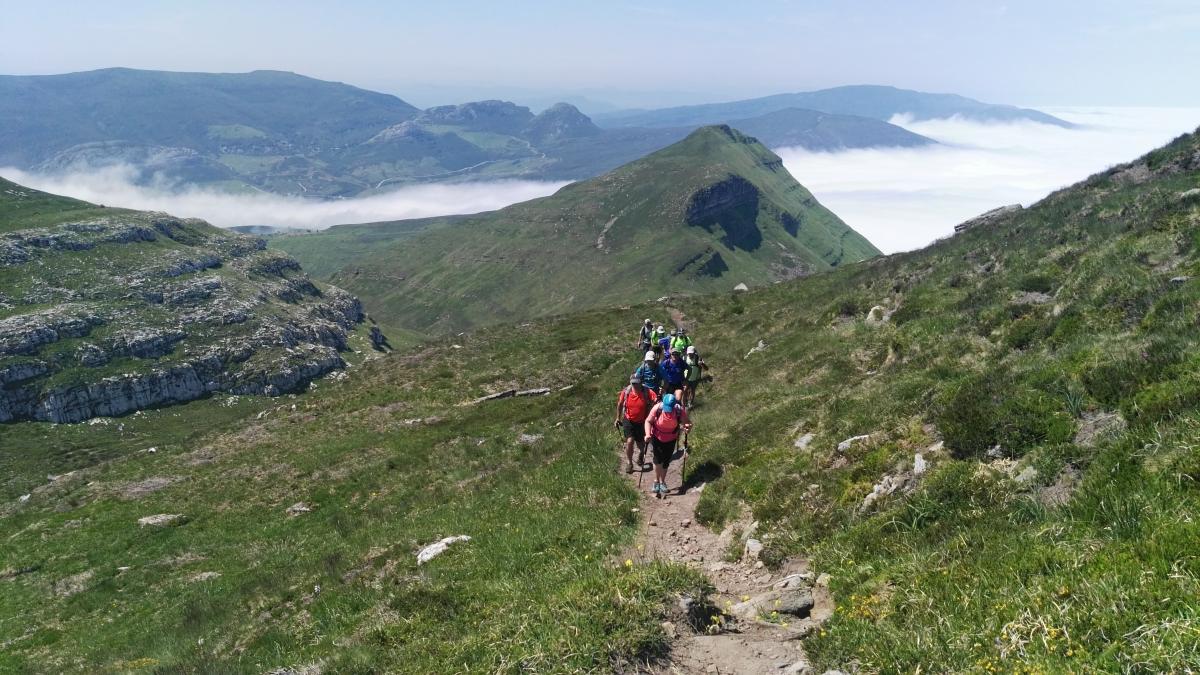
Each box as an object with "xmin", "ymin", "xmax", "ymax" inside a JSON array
[{"xmin": 0, "ymin": 178, "xmax": 371, "ymax": 423}]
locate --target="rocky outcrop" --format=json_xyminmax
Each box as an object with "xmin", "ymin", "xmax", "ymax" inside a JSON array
[
  {"xmin": 954, "ymin": 204, "xmax": 1023, "ymax": 234},
  {"xmin": 685, "ymin": 176, "xmax": 763, "ymax": 251},
  {"xmin": 0, "ymin": 205, "xmax": 373, "ymax": 424},
  {"xmin": 522, "ymin": 103, "xmax": 601, "ymax": 145}
]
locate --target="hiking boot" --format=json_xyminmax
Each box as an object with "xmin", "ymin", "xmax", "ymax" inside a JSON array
[{"xmin": 626, "ymin": 463, "xmax": 635, "ymax": 474}]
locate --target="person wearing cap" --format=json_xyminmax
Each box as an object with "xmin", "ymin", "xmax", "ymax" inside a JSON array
[
  {"xmin": 638, "ymin": 319, "xmax": 654, "ymax": 353},
  {"xmin": 683, "ymin": 345, "xmax": 706, "ymax": 406},
  {"xmin": 658, "ymin": 348, "xmax": 687, "ymax": 395},
  {"xmin": 670, "ymin": 327, "xmax": 693, "ymax": 354},
  {"xmin": 655, "ymin": 326, "xmax": 672, "ymax": 361},
  {"xmin": 615, "ymin": 374, "xmax": 658, "ymax": 473},
  {"xmin": 632, "ymin": 350, "xmax": 661, "ymax": 393},
  {"xmin": 644, "ymin": 392, "xmax": 691, "ymax": 495}
]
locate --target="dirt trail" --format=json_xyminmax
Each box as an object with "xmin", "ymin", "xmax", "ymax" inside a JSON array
[{"xmin": 623, "ymin": 442, "xmax": 833, "ymax": 674}]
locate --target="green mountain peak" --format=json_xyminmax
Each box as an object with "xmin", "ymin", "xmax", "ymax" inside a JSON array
[{"xmin": 277, "ymin": 125, "xmax": 880, "ymax": 334}]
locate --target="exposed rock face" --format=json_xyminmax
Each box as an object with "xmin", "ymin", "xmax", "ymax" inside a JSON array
[
  {"xmin": 685, "ymin": 176, "xmax": 763, "ymax": 251},
  {"xmin": 416, "ymin": 100, "xmax": 535, "ymax": 135},
  {"xmin": 0, "ymin": 209, "xmax": 372, "ymax": 423}
]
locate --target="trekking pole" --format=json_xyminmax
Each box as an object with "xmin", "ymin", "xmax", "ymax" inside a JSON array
[{"xmin": 679, "ymin": 430, "xmax": 690, "ymax": 495}]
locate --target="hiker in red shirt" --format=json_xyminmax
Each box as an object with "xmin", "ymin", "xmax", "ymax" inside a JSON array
[
  {"xmin": 644, "ymin": 393, "xmax": 691, "ymax": 496},
  {"xmin": 614, "ymin": 373, "xmax": 658, "ymax": 474}
]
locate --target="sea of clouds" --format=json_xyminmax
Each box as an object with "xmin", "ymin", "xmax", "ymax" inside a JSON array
[
  {"xmin": 0, "ymin": 162, "xmax": 568, "ymax": 230},
  {"xmin": 776, "ymin": 107, "xmax": 1200, "ymax": 253},
  {"xmin": 2, "ymin": 107, "xmax": 1198, "ymax": 250}
]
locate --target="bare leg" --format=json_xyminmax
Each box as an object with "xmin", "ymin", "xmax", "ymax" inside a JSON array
[{"xmin": 624, "ymin": 436, "xmax": 635, "ymax": 470}]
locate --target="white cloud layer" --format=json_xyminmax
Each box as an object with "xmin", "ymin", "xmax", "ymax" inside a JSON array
[
  {"xmin": 777, "ymin": 107, "xmax": 1200, "ymax": 253},
  {"xmin": 0, "ymin": 164, "xmax": 568, "ymax": 230}
]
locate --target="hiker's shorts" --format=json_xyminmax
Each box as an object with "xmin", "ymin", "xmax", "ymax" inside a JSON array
[
  {"xmin": 651, "ymin": 436, "xmax": 678, "ymax": 467},
  {"xmin": 622, "ymin": 418, "xmax": 645, "ymax": 444}
]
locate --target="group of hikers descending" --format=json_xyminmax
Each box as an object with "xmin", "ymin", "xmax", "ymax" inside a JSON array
[{"xmin": 617, "ymin": 319, "xmax": 707, "ymax": 498}]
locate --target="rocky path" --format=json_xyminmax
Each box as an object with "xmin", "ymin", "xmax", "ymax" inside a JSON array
[{"xmin": 622, "ymin": 442, "xmax": 833, "ymax": 675}]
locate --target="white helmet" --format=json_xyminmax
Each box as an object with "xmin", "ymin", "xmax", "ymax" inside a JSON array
[{"xmin": 644, "ymin": 350, "xmax": 656, "ymax": 361}]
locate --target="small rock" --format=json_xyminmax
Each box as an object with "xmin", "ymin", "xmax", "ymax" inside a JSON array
[
  {"xmin": 146, "ymin": 446, "xmax": 158, "ymax": 454},
  {"xmin": 913, "ymin": 453, "xmax": 928, "ymax": 476},
  {"xmin": 515, "ymin": 388, "xmax": 551, "ymax": 397},
  {"xmin": 985, "ymin": 445, "xmax": 1005, "ymax": 459},
  {"xmin": 138, "ymin": 513, "xmax": 183, "ymax": 527},
  {"xmin": 1014, "ymin": 466, "xmax": 1038, "ymax": 484},
  {"xmin": 784, "ymin": 659, "xmax": 813, "ymax": 674},
  {"xmin": 706, "ymin": 665, "xmax": 719, "ymax": 674},
  {"xmin": 416, "ymin": 535, "xmax": 471, "ymax": 565},
  {"xmin": 517, "ymin": 433, "xmax": 543, "ymax": 445},
  {"xmin": 745, "ymin": 339, "xmax": 768, "ymax": 359},
  {"xmin": 190, "ymin": 571, "xmax": 221, "ymax": 582},
  {"xmin": 837, "ymin": 434, "xmax": 873, "ymax": 452},
  {"xmin": 1170, "ymin": 276, "xmax": 1192, "ymax": 284},
  {"xmin": 794, "ymin": 432, "xmax": 815, "ymax": 450},
  {"xmin": 744, "ymin": 538, "xmax": 764, "ymax": 559},
  {"xmin": 286, "ymin": 502, "xmax": 312, "ymax": 517},
  {"xmin": 681, "ymin": 519, "xmax": 691, "ymax": 528},
  {"xmin": 816, "ymin": 573, "xmax": 831, "ymax": 587},
  {"xmin": 662, "ymin": 621, "xmax": 678, "ymax": 639},
  {"xmin": 733, "ymin": 283, "xmax": 749, "ymax": 292},
  {"xmin": 17, "ymin": 494, "xmax": 30, "ymax": 503},
  {"xmin": 474, "ymin": 389, "xmax": 517, "ymax": 404}
]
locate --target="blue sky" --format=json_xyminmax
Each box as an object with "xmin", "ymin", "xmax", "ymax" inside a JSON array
[{"xmin": 2, "ymin": 0, "xmax": 1198, "ymax": 108}]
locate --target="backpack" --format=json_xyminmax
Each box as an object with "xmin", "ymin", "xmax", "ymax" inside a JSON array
[{"xmin": 620, "ymin": 385, "xmax": 656, "ymax": 422}]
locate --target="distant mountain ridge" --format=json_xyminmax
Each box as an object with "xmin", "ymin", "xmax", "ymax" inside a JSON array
[
  {"xmin": 595, "ymin": 84, "xmax": 1073, "ymax": 129},
  {"xmin": 0, "ymin": 69, "xmax": 941, "ymax": 199},
  {"xmin": 1, "ymin": 70, "xmax": 1064, "ymax": 203},
  {"xmin": 274, "ymin": 125, "xmax": 880, "ymax": 334}
]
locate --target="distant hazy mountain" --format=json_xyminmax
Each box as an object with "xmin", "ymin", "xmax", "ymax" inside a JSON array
[
  {"xmin": 3, "ymin": 70, "xmax": 1039, "ymax": 200},
  {"xmin": 0, "ymin": 68, "xmax": 420, "ymax": 168},
  {"xmin": 595, "ymin": 84, "xmax": 1073, "ymax": 129},
  {"xmin": 275, "ymin": 125, "xmax": 880, "ymax": 334}
]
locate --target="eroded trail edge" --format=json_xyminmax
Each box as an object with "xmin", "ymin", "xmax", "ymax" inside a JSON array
[{"xmin": 622, "ymin": 447, "xmax": 835, "ymax": 675}]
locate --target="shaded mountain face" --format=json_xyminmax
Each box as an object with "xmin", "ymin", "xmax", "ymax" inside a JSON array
[
  {"xmin": 0, "ymin": 177, "xmax": 374, "ymax": 423},
  {"xmin": 274, "ymin": 125, "xmax": 880, "ymax": 335},
  {"xmin": 594, "ymin": 84, "xmax": 1073, "ymax": 128},
  {"xmin": 0, "ymin": 69, "xmax": 945, "ymax": 199}
]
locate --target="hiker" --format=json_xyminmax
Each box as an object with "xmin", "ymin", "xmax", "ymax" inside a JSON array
[
  {"xmin": 652, "ymin": 324, "xmax": 672, "ymax": 360},
  {"xmin": 615, "ymin": 374, "xmax": 658, "ymax": 473},
  {"xmin": 659, "ymin": 348, "xmax": 687, "ymax": 396},
  {"xmin": 671, "ymin": 327, "xmax": 693, "ymax": 354},
  {"xmin": 638, "ymin": 319, "xmax": 654, "ymax": 352},
  {"xmin": 683, "ymin": 345, "xmax": 706, "ymax": 406},
  {"xmin": 632, "ymin": 350, "xmax": 661, "ymax": 393},
  {"xmin": 644, "ymin": 393, "xmax": 691, "ymax": 496},
  {"xmin": 656, "ymin": 327, "xmax": 673, "ymax": 360}
]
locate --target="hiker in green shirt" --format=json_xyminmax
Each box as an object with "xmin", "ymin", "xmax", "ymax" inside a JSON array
[{"xmin": 683, "ymin": 345, "xmax": 706, "ymax": 406}]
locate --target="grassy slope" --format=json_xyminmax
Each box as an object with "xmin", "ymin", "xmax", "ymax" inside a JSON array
[
  {"xmin": 277, "ymin": 126, "xmax": 879, "ymax": 335},
  {"xmin": 671, "ymin": 127, "xmax": 1200, "ymax": 671},
  {"xmin": 0, "ymin": 177, "xmax": 131, "ymax": 234},
  {"xmin": 6, "ymin": 129, "xmax": 1200, "ymax": 672},
  {"xmin": 0, "ymin": 308, "xmax": 707, "ymax": 674}
]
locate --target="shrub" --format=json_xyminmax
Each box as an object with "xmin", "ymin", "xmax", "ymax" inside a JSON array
[
  {"xmin": 1018, "ymin": 273, "xmax": 1055, "ymax": 294},
  {"xmin": 937, "ymin": 373, "xmax": 1074, "ymax": 459},
  {"xmin": 1121, "ymin": 375, "xmax": 1200, "ymax": 424}
]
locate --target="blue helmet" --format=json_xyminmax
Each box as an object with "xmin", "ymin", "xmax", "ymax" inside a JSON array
[{"xmin": 662, "ymin": 393, "xmax": 677, "ymax": 412}]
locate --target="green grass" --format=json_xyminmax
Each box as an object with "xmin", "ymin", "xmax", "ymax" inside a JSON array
[
  {"xmin": 276, "ymin": 126, "xmax": 879, "ymax": 335},
  {"xmin": 5, "ymin": 126, "xmax": 1200, "ymax": 672}
]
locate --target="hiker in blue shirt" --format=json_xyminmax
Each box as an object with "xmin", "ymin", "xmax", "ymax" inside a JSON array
[
  {"xmin": 633, "ymin": 351, "xmax": 661, "ymax": 392},
  {"xmin": 656, "ymin": 329, "xmax": 674, "ymax": 362},
  {"xmin": 659, "ymin": 348, "xmax": 687, "ymax": 395}
]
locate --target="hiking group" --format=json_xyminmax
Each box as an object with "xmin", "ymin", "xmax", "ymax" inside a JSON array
[{"xmin": 615, "ymin": 319, "xmax": 707, "ymax": 498}]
